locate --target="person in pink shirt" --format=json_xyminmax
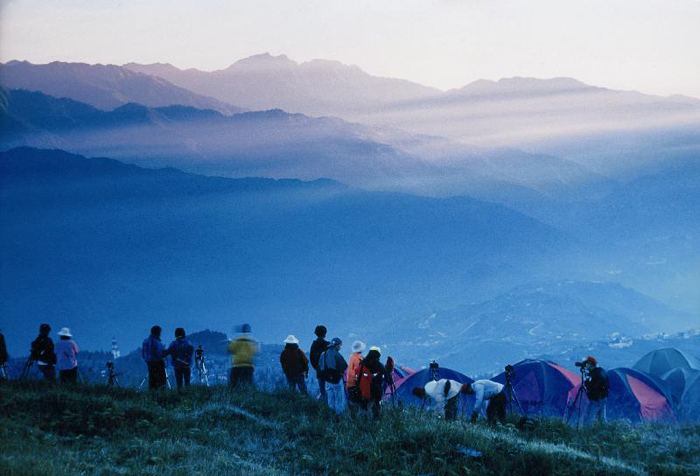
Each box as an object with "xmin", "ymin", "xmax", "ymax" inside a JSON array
[{"xmin": 55, "ymin": 328, "xmax": 79, "ymax": 384}]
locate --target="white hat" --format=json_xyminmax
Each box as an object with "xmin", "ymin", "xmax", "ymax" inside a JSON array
[
  {"xmin": 351, "ymin": 340, "xmax": 366, "ymax": 353},
  {"xmin": 57, "ymin": 327, "xmax": 72, "ymax": 337},
  {"xmin": 369, "ymin": 346, "xmax": 381, "ymax": 354},
  {"xmin": 283, "ymin": 335, "xmax": 299, "ymax": 345}
]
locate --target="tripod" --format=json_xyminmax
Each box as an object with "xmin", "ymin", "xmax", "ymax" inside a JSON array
[
  {"xmin": 138, "ymin": 368, "xmax": 172, "ymax": 390},
  {"xmin": 19, "ymin": 355, "xmax": 35, "ymax": 380},
  {"xmin": 106, "ymin": 362, "xmax": 120, "ymax": 387},
  {"xmin": 195, "ymin": 347, "xmax": 209, "ymax": 387},
  {"xmin": 565, "ymin": 367, "xmax": 588, "ymax": 427},
  {"xmin": 504, "ymin": 365, "xmax": 524, "ymax": 414}
]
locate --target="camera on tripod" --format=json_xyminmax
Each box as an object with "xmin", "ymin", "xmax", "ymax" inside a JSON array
[
  {"xmin": 505, "ymin": 364, "xmax": 515, "ymax": 380},
  {"xmin": 106, "ymin": 361, "xmax": 114, "ymax": 370}
]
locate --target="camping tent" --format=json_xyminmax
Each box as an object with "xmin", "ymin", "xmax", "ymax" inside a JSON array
[
  {"xmin": 661, "ymin": 367, "xmax": 700, "ymax": 408},
  {"xmin": 680, "ymin": 373, "xmax": 700, "ymax": 421},
  {"xmin": 384, "ymin": 365, "xmax": 416, "ymax": 398},
  {"xmin": 392, "ymin": 366, "xmax": 473, "ymax": 408},
  {"xmin": 661, "ymin": 367, "xmax": 700, "ymax": 420},
  {"xmin": 569, "ymin": 367, "xmax": 674, "ymax": 422},
  {"xmin": 492, "ymin": 359, "xmax": 582, "ymax": 417},
  {"xmin": 633, "ymin": 348, "xmax": 700, "ymax": 379}
]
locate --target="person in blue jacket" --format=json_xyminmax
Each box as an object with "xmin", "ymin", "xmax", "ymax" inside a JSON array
[
  {"xmin": 168, "ymin": 327, "xmax": 194, "ymax": 388},
  {"xmin": 142, "ymin": 325, "xmax": 168, "ymax": 390}
]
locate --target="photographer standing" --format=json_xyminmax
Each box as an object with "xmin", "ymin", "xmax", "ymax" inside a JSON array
[
  {"xmin": 31, "ymin": 324, "xmax": 56, "ymax": 381},
  {"xmin": 583, "ymin": 356, "xmax": 609, "ymax": 423}
]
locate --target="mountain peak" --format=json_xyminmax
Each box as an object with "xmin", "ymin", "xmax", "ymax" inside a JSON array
[
  {"xmin": 453, "ymin": 76, "xmax": 592, "ymax": 96},
  {"xmin": 226, "ymin": 53, "xmax": 297, "ymax": 71}
]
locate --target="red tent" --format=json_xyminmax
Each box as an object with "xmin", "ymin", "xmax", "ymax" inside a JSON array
[{"xmin": 568, "ymin": 367, "xmax": 675, "ymax": 422}]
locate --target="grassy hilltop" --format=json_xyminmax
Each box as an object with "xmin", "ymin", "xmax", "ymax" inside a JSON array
[{"xmin": 1, "ymin": 382, "xmax": 698, "ymax": 476}]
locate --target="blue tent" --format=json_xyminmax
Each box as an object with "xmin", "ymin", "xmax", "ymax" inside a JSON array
[
  {"xmin": 633, "ymin": 348, "xmax": 700, "ymax": 379},
  {"xmin": 605, "ymin": 368, "xmax": 675, "ymax": 422},
  {"xmin": 492, "ymin": 359, "xmax": 581, "ymax": 417},
  {"xmin": 393, "ymin": 367, "xmax": 473, "ymax": 408}
]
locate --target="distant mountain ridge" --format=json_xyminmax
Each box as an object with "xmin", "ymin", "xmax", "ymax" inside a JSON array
[
  {"xmin": 124, "ymin": 54, "xmax": 700, "ymax": 178},
  {"xmin": 125, "ymin": 53, "xmax": 441, "ymax": 115},
  {"xmin": 0, "ymin": 60, "xmax": 244, "ymax": 114},
  {"xmin": 380, "ymin": 280, "xmax": 697, "ymax": 374},
  {"xmin": 0, "ymin": 147, "xmax": 568, "ymax": 353}
]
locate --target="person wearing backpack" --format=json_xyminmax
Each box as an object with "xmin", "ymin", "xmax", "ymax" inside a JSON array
[
  {"xmin": 167, "ymin": 328, "xmax": 194, "ymax": 389},
  {"xmin": 280, "ymin": 335, "xmax": 309, "ymax": 394},
  {"xmin": 309, "ymin": 325, "xmax": 329, "ymax": 402},
  {"xmin": 319, "ymin": 337, "xmax": 348, "ymax": 413},
  {"xmin": 354, "ymin": 346, "xmax": 388, "ymax": 419}
]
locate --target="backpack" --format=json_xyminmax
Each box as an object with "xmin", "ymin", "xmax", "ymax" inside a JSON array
[
  {"xmin": 319, "ymin": 350, "xmax": 342, "ymax": 384},
  {"xmin": 356, "ymin": 361, "xmax": 379, "ymax": 401}
]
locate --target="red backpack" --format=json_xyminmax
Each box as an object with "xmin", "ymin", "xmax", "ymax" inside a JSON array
[{"xmin": 356, "ymin": 361, "xmax": 374, "ymax": 401}]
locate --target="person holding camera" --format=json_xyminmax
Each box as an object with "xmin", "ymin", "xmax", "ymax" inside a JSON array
[
  {"xmin": 582, "ymin": 356, "xmax": 608, "ymax": 423},
  {"xmin": 31, "ymin": 323, "xmax": 56, "ymax": 381}
]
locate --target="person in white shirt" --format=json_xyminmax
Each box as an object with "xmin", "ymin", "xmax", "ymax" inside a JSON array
[
  {"xmin": 412, "ymin": 378, "xmax": 463, "ymax": 420},
  {"xmin": 462, "ymin": 379, "xmax": 506, "ymax": 423}
]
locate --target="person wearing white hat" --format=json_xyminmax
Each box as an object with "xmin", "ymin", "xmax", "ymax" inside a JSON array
[
  {"xmin": 280, "ymin": 335, "xmax": 308, "ymax": 394},
  {"xmin": 346, "ymin": 340, "xmax": 366, "ymax": 411},
  {"xmin": 55, "ymin": 327, "xmax": 79, "ymax": 384}
]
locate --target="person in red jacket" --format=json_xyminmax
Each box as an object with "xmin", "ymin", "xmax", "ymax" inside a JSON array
[{"xmin": 280, "ymin": 335, "xmax": 309, "ymax": 394}]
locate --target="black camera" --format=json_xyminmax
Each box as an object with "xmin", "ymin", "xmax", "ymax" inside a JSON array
[
  {"xmin": 106, "ymin": 361, "xmax": 114, "ymax": 369},
  {"xmin": 575, "ymin": 361, "xmax": 586, "ymax": 368},
  {"xmin": 196, "ymin": 345, "xmax": 203, "ymax": 356},
  {"xmin": 505, "ymin": 364, "xmax": 515, "ymax": 379}
]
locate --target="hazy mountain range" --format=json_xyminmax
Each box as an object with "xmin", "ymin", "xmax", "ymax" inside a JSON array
[
  {"xmin": 0, "ymin": 147, "xmax": 571, "ymax": 354},
  {"xmin": 1, "ymin": 55, "xmax": 698, "ymax": 361},
  {"xmin": 0, "ymin": 60, "xmax": 244, "ymax": 115},
  {"xmin": 122, "ymin": 54, "xmax": 700, "ymax": 177}
]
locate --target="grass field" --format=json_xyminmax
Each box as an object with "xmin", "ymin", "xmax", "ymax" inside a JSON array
[{"xmin": 1, "ymin": 381, "xmax": 698, "ymax": 475}]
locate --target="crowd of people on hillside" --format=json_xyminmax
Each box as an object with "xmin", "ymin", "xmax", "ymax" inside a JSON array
[{"xmin": 3, "ymin": 323, "xmax": 610, "ymax": 424}]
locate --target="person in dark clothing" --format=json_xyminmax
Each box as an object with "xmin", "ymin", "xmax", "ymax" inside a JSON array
[
  {"xmin": 583, "ymin": 356, "xmax": 609, "ymax": 423},
  {"xmin": 355, "ymin": 347, "xmax": 389, "ymax": 419},
  {"xmin": 280, "ymin": 335, "xmax": 309, "ymax": 393},
  {"xmin": 142, "ymin": 325, "xmax": 168, "ymax": 390},
  {"xmin": 31, "ymin": 324, "xmax": 56, "ymax": 381},
  {"xmin": 0, "ymin": 331, "xmax": 8, "ymax": 380},
  {"xmin": 167, "ymin": 328, "xmax": 194, "ymax": 389},
  {"xmin": 309, "ymin": 325, "xmax": 329, "ymax": 402}
]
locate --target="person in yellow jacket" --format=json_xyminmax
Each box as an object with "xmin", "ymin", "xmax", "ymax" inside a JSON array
[{"xmin": 227, "ymin": 323, "xmax": 259, "ymax": 389}]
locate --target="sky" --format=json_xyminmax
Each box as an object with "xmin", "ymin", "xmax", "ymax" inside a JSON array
[{"xmin": 0, "ymin": 0, "xmax": 699, "ymax": 97}]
